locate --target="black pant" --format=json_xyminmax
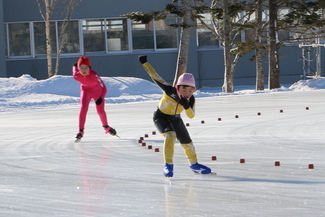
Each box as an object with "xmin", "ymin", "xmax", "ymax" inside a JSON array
[{"xmin": 153, "ymin": 109, "xmax": 192, "ymax": 144}]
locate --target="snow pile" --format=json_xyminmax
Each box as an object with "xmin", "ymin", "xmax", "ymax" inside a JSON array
[
  {"xmin": 289, "ymin": 77, "xmax": 325, "ymax": 90},
  {"xmin": 0, "ymin": 74, "xmax": 162, "ymax": 112},
  {"xmin": 1, "ymin": 74, "xmax": 325, "ymax": 112}
]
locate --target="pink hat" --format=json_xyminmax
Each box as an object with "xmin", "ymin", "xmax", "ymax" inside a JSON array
[
  {"xmin": 176, "ymin": 73, "xmax": 196, "ymax": 99},
  {"xmin": 176, "ymin": 73, "xmax": 196, "ymax": 90}
]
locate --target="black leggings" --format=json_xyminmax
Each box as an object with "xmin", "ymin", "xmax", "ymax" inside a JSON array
[{"xmin": 153, "ymin": 109, "xmax": 192, "ymax": 144}]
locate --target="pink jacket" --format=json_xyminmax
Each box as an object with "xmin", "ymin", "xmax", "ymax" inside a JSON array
[{"xmin": 72, "ymin": 66, "xmax": 107, "ymax": 98}]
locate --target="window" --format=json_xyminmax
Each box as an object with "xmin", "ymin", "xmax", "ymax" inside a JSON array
[
  {"xmin": 82, "ymin": 18, "xmax": 129, "ymax": 53},
  {"xmin": 106, "ymin": 19, "xmax": 129, "ymax": 51},
  {"xmin": 197, "ymin": 14, "xmax": 220, "ymax": 47},
  {"xmin": 4, "ymin": 17, "xmax": 178, "ymax": 58},
  {"xmin": 132, "ymin": 16, "xmax": 178, "ymax": 50},
  {"xmin": 83, "ymin": 19, "xmax": 106, "ymax": 52},
  {"xmin": 58, "ymin": 21, "xmax": 79, "ymax": 54},
  {"xmin": 33, "ymin": 22, "xmax": 57, "ymax": 55},
  {"xmin": 8, "ymin": 23, "xmax": 31, "ymax": 56},
  {"xmin": 155, "ymin": 17, "xmax": 178, "ymax": 49},
  {"xmin": 132, "ymin": 21, "xmax": 155, "ymax": 50}
]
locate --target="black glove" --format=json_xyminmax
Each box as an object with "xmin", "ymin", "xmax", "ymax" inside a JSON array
[
  {"xmin": 95, "ymin": 97, "xmax": 103, "ymax": 105},
  {"xmin": 73, "ymin": 63, "xmax": 77, "ymax": 67},
  {"xmin": 179, "ymin": 97, "xmax": 190, "ymax": 109},
  {"xmin": 138, "ymin": 55, "xmax": 147, "ymax": 64}
]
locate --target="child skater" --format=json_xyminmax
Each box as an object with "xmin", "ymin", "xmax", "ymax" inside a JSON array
[
  {"xmin": 72, "ymin": 56, "xmax": 116, "ymax": 141},
  {"xmin": 138, "ymin": 55, "xmax": 212, "ymax": 177}
]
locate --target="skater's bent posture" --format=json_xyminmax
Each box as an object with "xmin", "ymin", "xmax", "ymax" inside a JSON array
[
  {"xmin": 72, "ymin": 56, "xmax": 116, "ymax": 140},
  {"xmin": 139, "ymin": 55, "xmax": 212, "ymax": 177}
]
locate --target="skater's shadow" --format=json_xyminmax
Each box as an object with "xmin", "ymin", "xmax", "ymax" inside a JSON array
[{"xmin": 209, "ymin": 175, "xmax": 325, "ymax": 184}]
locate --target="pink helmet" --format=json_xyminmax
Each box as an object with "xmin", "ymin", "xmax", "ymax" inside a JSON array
[
  {"xmin": 176, "ymin": 73, "xmax": 196, "ymax": 99},
  {"xmin": 176, "ymin": 73, "xmax": 196, "ymax": 90}
]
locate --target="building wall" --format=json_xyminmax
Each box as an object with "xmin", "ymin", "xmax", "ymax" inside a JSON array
[
  {"xmin": 2, "ymin": 0, "xmax": 319, "ymax": 88},
  {"xmin": 0, "ymin": 0, "xmax": 7, "ymax": 77},
  {"xmin": 3, "ymin": 0, "xmax": 170, "ymax": 21}
]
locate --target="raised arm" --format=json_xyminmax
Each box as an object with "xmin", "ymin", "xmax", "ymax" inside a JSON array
[{"xmin": 139, "ymin": 55, "xmax": 170, "ymax": 87}]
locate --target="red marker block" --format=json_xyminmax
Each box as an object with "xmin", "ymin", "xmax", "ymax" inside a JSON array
[
  {"xmin": 148, "ymin": 145, "xmax": 152, "ymax": 149},
  {"xmin": 201, "ymin": 120, "xmax": 205, "ymax": 124},
  {"xmin": 186, "ymin": 123, "xmax": 190, "ymax": 127},
  {"xmin": 308, "ymin": 164, "xmax": 314, "ymax": 169},
  {"xmin": 218, "ymin": 118, "xmax": 222, "ymax": 121},
  {"xmin": 280, "ymin": 110, "xmax": 283, "ymax": 113},
  {"xmin": 275, "ymin": 161, "xmax": 280, "ymax": 166},
  {"xmin": 138, "ymin": 140, "xmax": 143, "ymax": 143},
  {"xmin": 257, "ymin": 112, "xmax": 261, "ymax": 116},
  {"xmin": 211, "ymin": 156, "xmax": 217, "ymax": 161},
  {"xmin": 240, "ymin": 159, "xmax": 245, "ymax": 163},
  {"xmin": 306, "ymin": 107, "xmax": 309, "ymax": 110},
  {"xmin": 235, "ymin": 115, "xmax": 239, "ymax": 118},
  {"xmin": 142, "ymin": 142, "xmax": 146, "ymax": 147},
  {"xmin": 144, "ymin": 134, "xmax": 149, "ymax": 138},
  {"xmin": 140, "ymin": 137, "xmax": 144, "ymax": 140},
  {"xmin": 155, "ymin": 148, "xmax": 159, "ymax": 152},
  {"xmin": 152, "ymin": 131, "xmax": 156, "ymax": 135}
]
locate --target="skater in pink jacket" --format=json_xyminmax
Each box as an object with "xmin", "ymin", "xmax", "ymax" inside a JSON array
[{"xmin": 72, "ymin": 56, "xmax": 116, "ymax": 141}]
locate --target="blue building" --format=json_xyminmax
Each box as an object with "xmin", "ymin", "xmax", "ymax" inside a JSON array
[{"xmin": 0, "ymin": 0, "xmax": 311, "ymax": 87}]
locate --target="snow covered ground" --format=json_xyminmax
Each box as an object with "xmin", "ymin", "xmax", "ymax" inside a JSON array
[{"xmin": 1, "ymin": 75, "xmax": 325, "ymax": 217}]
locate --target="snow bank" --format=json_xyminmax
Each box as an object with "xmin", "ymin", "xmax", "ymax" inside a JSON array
[{"xmin": 1, "ymin": 74, "xmax": 325, "ymax": 112}]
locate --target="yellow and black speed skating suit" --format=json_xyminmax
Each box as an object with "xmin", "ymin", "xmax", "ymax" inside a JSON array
[{"xmin": 142, "ymin": 62, "xmax": 198, "ymax": 165}]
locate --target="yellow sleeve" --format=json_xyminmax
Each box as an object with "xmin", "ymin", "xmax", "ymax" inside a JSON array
[
  {"xmin": 142, "ymin": 63, "xmax": 169, "ymax": 85},
  {"xmin": 185, "ymin": 105, "xmax": 195, "ymax": 119}
]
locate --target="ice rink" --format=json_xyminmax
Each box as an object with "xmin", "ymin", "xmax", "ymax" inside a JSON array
[{"xmin": 1, "ymin": 89, "xmax": 324, "ymax": 217}]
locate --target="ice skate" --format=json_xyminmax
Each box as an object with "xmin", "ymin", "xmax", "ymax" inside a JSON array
[
  {"xmin": 163, "ymin": 164, "xmax": 174, "ymax": 178},
  {"xmin": 189, "ymin": 162, "xmax": 213, "ymax": 174},
  {"xmin": 104, "ymin": 125, "xmax": 118, "ymax": 137},
  {"xmin": 75, "ymin": 130, "xmax": 84, "ymax": 142}
]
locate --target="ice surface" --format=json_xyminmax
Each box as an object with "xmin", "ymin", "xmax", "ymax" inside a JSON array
[{"xmin": 0, "ymin": 75, "xmax": 325, "ymax": 216}]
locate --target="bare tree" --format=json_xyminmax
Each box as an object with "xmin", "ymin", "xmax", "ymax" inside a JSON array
[
  {"xmin": 172, "ymin": 0, "xmax": 194, "ymax": 86},
  {"xmin": 222, "ymin": 0, "xmax": 234, "ymax": 93},
  {"xmin": 268, "ymin": 0, "xmax": 280, "ymax": 89},
  {"xmin": 255, "ymin": 0, "xmax": 266, "ymax": 91},
  {"xmin": 123, "ymin": 0, "xmax": 196, "ymax": 86},
  {"xmin": 36, "ymin": 0, "xmax": 82, "ymax": 78},
  {"xmin": 36, "ymin": 0, "xmax": 56, "ymax": 78},
  {"xmin": 54, "ymin": 0, "xmax": 82, "ymax": 76},
  {"xmin": 196, "ymin": 0, "xmax": 255, "ymax": 93}
]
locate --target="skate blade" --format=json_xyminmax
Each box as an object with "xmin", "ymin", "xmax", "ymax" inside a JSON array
[
  {"xmin": 75, "ymin": 138, "xmax": 81, "ymax": 143},
  {"xmin": 194, "ymin": 172, "xmax": 217, "ymax": 175},
  {"xmin": 165, "ymin": 177, "xmax": 172, "ymax": 184}
]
